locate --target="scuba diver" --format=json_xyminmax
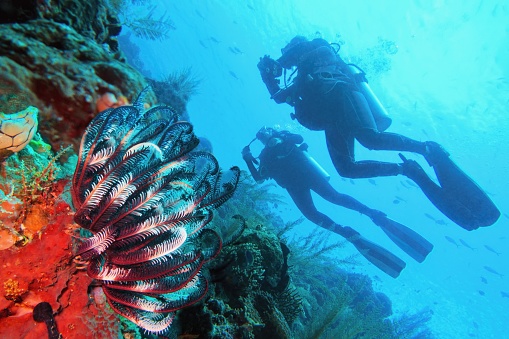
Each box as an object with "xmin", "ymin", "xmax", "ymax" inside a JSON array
[
  {"xmin": 256, "ymin": 36, "xmax": 500, "ymax": 230},
  {"xmin": 242, "ymin": 127, "xmax": 434, "ymax": 278}
]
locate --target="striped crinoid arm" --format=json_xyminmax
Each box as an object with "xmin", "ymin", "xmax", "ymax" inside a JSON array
[
  {"xmin": 157, "ymin": 121, "xmax": 200, "ymax": 161},
  {"xmin": 113, "ymin": 169, "xmax": 196, "ymax": 225},
  {"xmin": 110, "ymin": 213, "xmax": 208, "ymax": 249},
  {"xmin": 88, "ymin": 251, "xmax": 203, "ymax": 282},
  {"xmin": 101, "ymin": 257, "xmax": 204, "ymax": 294},
  {"xmin": 108, "ymin": 301, "xmax": 175, "ymax": 334},
  {"xmin": 103, "ymin": 273, "xmax": 208, "ymax": 313},
  {"xmin": 197, "ymin": 166, "xmax": 241, "ymax": 211},
  {"xmin": 128, "ymin": 106, "xmax": 180, "ymax": 145},
  {"xmin": 74, "ymin": 143, "xmax": 164, "ymax": 232},
  {"xmin": 107, "ymin": 226, "xmax": 187, "ymax": 265},
  {"xmin": 75, "ymin": 225, "xmax": 118, "ymax": 260},
  {"xmin": 72, "ymin": 105, "xmax": 142, "ymax": 207}
]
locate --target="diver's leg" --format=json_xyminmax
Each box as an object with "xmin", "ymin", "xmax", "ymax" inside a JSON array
[
  {"xmin": 350, "ymin": 91, "xmax": 450, "ymax": 164},
  {"xmin": 286, "ymin": 187, "xmax": 335, "ymax": 227},
  {"xmin": 325, "ymin": 127, "xmax": 402, "ymax": 178},
  {"xmin": 312, "ymin": 178, "xmax": 374, "ymax": 215},
  {"xmin": 356, "ymin": 128, "xmax": 427, "ymax": 154}
]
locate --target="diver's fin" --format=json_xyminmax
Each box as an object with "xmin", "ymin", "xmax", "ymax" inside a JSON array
[
  {"xmin": 331, "ymin": 224, "xmax": 406, "ymax": 278},
  {"xmin": 373, "ymin": 216, "xmax": 434, "ymax": 263},
  {"xmin": 399, "ymin": 153, "xmax": 500, "ymax": 230}
]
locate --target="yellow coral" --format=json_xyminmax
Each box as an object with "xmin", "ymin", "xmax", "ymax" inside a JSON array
[{"xmin": 3, "ymin": 278, "xmax": 25, "ymax": 302}]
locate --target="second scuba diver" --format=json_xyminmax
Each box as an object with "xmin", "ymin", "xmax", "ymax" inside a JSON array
[
  {"xmin": 256, "ymin": 35, "xmax": 500, "ymax": 230},
  {"xmin": 242, "ymin": 127, "xmax": 434, "ymax": 278}
]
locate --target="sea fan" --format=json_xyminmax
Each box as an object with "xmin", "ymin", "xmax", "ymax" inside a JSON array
[{"xmin": 72, "ymin": 92, "xmax": 239, "ymax": 334}]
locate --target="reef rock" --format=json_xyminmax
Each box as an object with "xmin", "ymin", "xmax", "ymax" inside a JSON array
[{"xmin": 0, "ymin": 8, "xmax": 153, "ymax": 150}]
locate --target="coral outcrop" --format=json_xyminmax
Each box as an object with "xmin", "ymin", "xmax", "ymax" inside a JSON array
[{"xmin": 0, "ymin": 3, "xmax": 153, "ymax": 150}]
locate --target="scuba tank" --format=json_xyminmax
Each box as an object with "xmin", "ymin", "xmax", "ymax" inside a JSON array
[
  {"xmin": 346, "ymin": 64, "xmax": 392, "ymax": 132},
  {"xmin": 300, "ymin": 147, "xmax": 331, "ymax": 181}
]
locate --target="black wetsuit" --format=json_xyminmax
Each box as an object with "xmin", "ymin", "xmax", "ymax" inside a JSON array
[
  {"xmin": 244, "ymin": 131, "xmax": 374, "ymax": 228},
  {"xmin": 261, "ymin": 38, "xmax": 428, "ymax": 178}
]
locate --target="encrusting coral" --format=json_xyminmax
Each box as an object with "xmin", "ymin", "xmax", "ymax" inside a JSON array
[{"xmin": 0, "ymin": 125, "xmax": 75, "ymax": 250}]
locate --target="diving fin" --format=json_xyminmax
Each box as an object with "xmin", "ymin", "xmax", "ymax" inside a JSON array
[
  {"xmin": 425, "ymin": 144, "xmax": 500, "ymax": 229},
  {"xmin": 331, "ymin": 224, "xmax": 406, "ymax": 278},
  {"xmin": 373, "ymin": 216, "xmax": 434, "ymax": 263},
  {"xmin": 400, "ymin": 152, "xmax": 500, "ymax": 230}
]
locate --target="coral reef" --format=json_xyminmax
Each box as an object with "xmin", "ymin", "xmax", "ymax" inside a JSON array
[
  {"xmin": 0, "ymin": 2, "xmax": 154, "ymax": 150},
  {"xmin": 0, "ymin": 0, "xmax": 121, "ymax": 49},
  {"xmin": 0, "ymin": 2, "xmax": 434, "ymax": 337},
  {"xmin": 147, "ymin": 69, "xmax": 200, "ymax": 120},
  {"xmin": 175, "ymin": 179, "xmax": 301, "ymax": 339}
]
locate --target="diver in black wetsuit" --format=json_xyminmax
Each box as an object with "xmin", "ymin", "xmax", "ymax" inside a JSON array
[
  {"xmin": 242, "ymin": 127, "xmax": 386, "ymax": 227},
  {"xmin": 256, "ymin": 36, "xmax": 500, "ymax": 230},
  {"xmin": 256, "ymin": 35, "xmax": 446, "ymax": 179},
  {"xmin": 242, "ymin": 127, "xmax": 436, "ymax": 278}
]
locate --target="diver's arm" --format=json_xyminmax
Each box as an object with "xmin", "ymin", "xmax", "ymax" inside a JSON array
[
  {"xmin": 242, "ymin": 146, "xmax": 264, "ymax": 183},
  {"xmin": 245, "ymin": 159, "xmax": 264, "ymax": 183}
]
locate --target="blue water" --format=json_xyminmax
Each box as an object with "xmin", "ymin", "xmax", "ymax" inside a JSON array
[{"xmin": 123, "ymin": 1, "xmax": 509, "ymax": 337}]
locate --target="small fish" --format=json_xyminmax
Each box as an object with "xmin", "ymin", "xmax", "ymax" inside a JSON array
[
  {"xmin": 229, "ymin": 71, "xmax": 239, "ymax": 80},
  {"xmin": 349, "ymin": 179, "xmax": 355, "ymax": 185},
  {"xmin": 483, "ymin": 266, "xmax": 504, "ymax": 278},
  {"xmin": 445, "ymin": 236, "xmax": 459, "ymax": 247},
  {"xmin": 195, "ymin": 10, "xmax": 205, "ymax": 20},
  {"xmin": 472, "ymin": 321, "xmax": 479, "ymax": 329},
  {"xmin": 394, "ymin": 195, "xmax": 407, "ymax": 202},
  {"xmin": 484, "ymin": 245, "xmax": 501, "ymax": 256},
  {"xmin": 480, "ymin": 276, "xmax": 488, "ymax": 284},
  {"xmin": 233, "ymin": 47, "xmax": 243, "ymax": 54},
  {"xmin": 400, "ymin": 180, "xmax": 410, "ymax": 189},
  {"xmin": 503, "ymin": 213, "xmax": 509, "ymax": 219},
  {"xmin": 405, "ymin": 179, "xmax": 418, "ymax": 188},
  {"xmin": 424, "ymin": 213, "xmax": 436, "ymax": 221},
  {"xmin": 435, "ymin": 219, "xmax": 447, "ymax": 225},
  {"xmin": 421, "ymin": 129, "xmax": 429, "ymax": 137},
  {"xmin": 368, "ymin": 179, "xmax": 376, "ymax": 186},
  {"xmin": 199, "ymin": 40, "xmax": 207, "ymax": 48},
  {"xmin": 392, "ymin": 199, "xmax": 400, "ymax": 205},
  {"xmin": 247, "ymin": 4, "xmax": 255, "ymax": 10},
  {"xmin": 478, "ymin": 290, "xmax": 485, "ymax": 296},
  {"xmin": 459, "ymin": 239, "xmax": 476, "ymax": 250},
  {"xmin": 501, "ymin": 291, "xmax": 509, "ymax": 298},
  {"xmin": 210, "ymin": 36, "xmax": 220, "ymax": 43}
]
